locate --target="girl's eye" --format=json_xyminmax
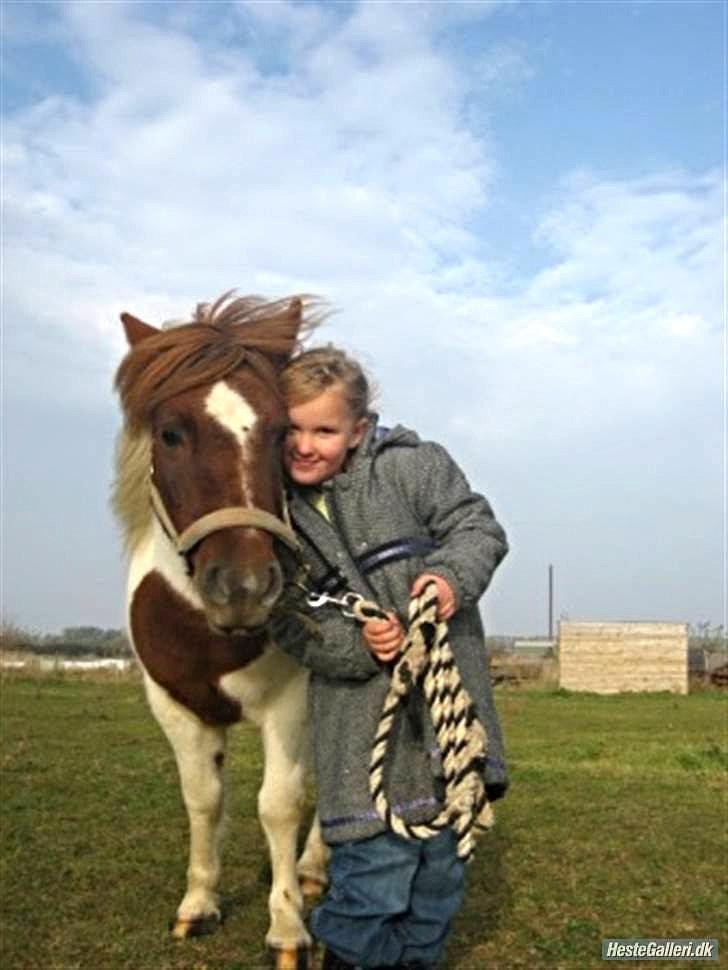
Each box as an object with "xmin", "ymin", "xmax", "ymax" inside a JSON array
[{"xmin": 161, "ymin": 428, "xmax": 183, "ymax": 448}]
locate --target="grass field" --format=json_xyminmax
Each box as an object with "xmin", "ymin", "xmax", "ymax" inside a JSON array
[{"xmin": 1, "ymin": 674, "xmax": 725, "ymax": 970}]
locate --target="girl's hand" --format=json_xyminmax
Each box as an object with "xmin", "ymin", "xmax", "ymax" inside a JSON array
[
  {"xmin": 410, "ymin": 573, "xmax": 456, "ymax": 620},
  {"xmin": 362, "ymin": 611, "xmax": 405, "ymax": 663}
]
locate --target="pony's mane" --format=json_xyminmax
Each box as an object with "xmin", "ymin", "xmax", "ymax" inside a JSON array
[
  {"xmin": 115, "ymin": 292, "xmax": 325, "ymax": 430},
  {"xmin": 112, "ymin": 427, "xmax": 153, "ymax": 554}
]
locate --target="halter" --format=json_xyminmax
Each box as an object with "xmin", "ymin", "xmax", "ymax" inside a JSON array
[{"xmin": 148, "ymin": 476, "xmax": 300, "ymax": 574}]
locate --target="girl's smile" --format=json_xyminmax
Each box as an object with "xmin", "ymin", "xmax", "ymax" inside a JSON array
[{"xmin": 284, "ymin": 385, "xmax": 367, "ymax": 486}]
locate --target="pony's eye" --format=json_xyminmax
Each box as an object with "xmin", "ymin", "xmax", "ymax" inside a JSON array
[{"xmin": 161, "ymin": 428, "xmax": 183, "ymax": 448}]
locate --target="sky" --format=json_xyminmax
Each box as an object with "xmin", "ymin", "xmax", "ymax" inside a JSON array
[{"xmin": 1, "ymin": 0, "xmax": 725, "ymax": 638}]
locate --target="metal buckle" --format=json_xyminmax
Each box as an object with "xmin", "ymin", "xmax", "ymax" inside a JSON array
[{"xmin": 301, "ymin": 588, "xmax": 364, "ymax": 618}]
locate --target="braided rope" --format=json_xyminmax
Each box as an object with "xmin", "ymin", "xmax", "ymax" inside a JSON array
[{"xmin": 351, "ymin": 581, "xmax": 494, "ymax": 861}]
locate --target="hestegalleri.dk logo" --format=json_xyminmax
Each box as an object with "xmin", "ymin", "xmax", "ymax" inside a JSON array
[{"xmin": 602, "ymin": 939, "xmax": 718, "ymax": 961}]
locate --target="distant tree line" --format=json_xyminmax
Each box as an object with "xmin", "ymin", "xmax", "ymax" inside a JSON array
[
  {"xmin": 1, "ymin": 620, "xmax": 724, "ymax": 659},
  {"xmin": 1, "ymin": 622, "xmax": 132, "ymax": 658},
  {"xmin": 2, "ymin": 619, "xmax": 516, "ymax": 657}
]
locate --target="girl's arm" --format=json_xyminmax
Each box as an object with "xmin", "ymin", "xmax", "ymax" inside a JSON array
[{"xmin": 404, "ymin": 442, "xmax": 508, "ymax": 611}]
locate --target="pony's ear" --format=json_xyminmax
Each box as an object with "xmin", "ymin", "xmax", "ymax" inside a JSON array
[{"xmin": 120, "ymin": 312, "xmax": 160, "ymax": 346}]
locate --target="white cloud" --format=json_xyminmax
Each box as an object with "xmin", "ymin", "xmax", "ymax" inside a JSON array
[
  {"xmin": 4, "ymin": 2, "xmax": 720, "ymax": 456},
  {"xmin": 3, "ymin": 0, "xmax": 497, "ymax": 401},
  {"xmin": 417, "ymin": 167, "xmax": 723, "ymax": 450}
]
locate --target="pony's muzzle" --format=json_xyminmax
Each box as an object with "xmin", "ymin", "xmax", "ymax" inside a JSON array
[{"xmin": 200, "ymin": 559, "xmax": 284, "ymax": 630}]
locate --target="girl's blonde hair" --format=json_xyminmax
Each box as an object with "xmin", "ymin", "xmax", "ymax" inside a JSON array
[{"xmin": 281, "ymin": 345, "xmax": 372, "ymax": 420}]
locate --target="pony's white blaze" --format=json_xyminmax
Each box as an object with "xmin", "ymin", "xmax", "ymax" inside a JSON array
[{"xmin": 205, "ymin": 382, "xmax": 258, "ymax": 506}]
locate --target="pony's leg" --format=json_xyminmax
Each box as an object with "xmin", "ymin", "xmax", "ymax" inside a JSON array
[
  {"xmin": 257, "ymin": 700, "xmax": 312, "ymax": 963},
  {"xmin": 144, "ymin": 677, "xmax": 227, "ymax": 937},
  {"xmin": 296, "ymin": 812, "xmax": 329, "ymax": 897}
]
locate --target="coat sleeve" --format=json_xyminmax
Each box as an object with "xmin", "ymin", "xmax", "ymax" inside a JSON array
[
  {"xmin": 268, "ymin": 597, "xmax": 382, "ymax": 681},
  {"xmin": 400, "ymin": 441, "xmax": 508, "ymax": 610}
]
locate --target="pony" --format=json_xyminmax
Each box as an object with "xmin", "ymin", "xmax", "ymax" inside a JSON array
[{"xmin": 111, "ymin": 292, "xmax": 328, "ymax": 969}]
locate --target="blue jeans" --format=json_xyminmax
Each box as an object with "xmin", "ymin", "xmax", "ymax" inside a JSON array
[{"xmin": 310, "ymin": 829, "xmax": 465, "ymax": 968}]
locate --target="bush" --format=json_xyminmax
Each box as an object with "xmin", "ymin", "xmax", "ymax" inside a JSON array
[{"xmin": 0, "ymin": 620, "xmax": 38, "ymax": 654}]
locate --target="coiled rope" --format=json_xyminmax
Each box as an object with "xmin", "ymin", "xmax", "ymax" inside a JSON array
[{"xmin": 350, "ymin": 580, "xmax": 494, "ymax": 861}]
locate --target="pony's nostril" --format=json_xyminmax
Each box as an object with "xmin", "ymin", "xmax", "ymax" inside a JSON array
[
  {"xmin": 263, "ymin": 561, "xmax": 283, "ymax": 606},
  {"xmin": 202, "ymin": 563, "xmax": 219, "ymax": 595},
  {"xmin": 202, "ymin": 562, "xmax": 233, "ymax": 604}
]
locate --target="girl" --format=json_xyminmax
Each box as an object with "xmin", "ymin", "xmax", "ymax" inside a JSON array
[{"xmin": 269, "ymin": 346, "xmax": 508, "ymax": 970}]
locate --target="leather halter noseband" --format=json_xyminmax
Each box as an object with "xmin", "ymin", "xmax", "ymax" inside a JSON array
[{"xmin": 149, "ymin": 478, "xmax": 299, "ymax": 572}]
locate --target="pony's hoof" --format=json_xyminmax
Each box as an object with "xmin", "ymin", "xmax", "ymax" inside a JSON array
[
  {"xmin": 169, "ymin": 913, "xmax": 221, "ymax": 939},
  {"xmin": 299, "ymin": 876, "xmax": 326, "ymax": 898},
  {"xmin": 267, "ymin": 944, "xmax": 312, "ymax": 970}
]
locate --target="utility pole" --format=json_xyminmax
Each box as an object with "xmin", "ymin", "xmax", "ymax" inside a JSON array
[{"xmin": 548, "ymin": 564, "xmax": 554, "ymax": 641}]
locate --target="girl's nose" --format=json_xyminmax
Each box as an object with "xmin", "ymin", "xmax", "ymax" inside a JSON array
[{"xmin": 293, "ymin": 431, "xmax": 314, "ymax": 455}]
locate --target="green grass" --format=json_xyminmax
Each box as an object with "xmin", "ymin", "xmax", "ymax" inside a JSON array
[{"xmin": 1, "ymin": 676, "xmax": 726, "ymax": 969}]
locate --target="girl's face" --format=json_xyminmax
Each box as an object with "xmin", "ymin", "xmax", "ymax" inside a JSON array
[{"xmin": 284, "ymin": 384, "xmax": 367, "ymax": 486}]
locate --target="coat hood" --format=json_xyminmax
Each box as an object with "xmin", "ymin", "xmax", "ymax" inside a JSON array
[{"xmin": 360, "ymin": 414, "xmax": 421, "ymax": 456}]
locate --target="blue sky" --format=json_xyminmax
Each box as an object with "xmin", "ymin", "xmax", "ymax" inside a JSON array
[{"xmin": 1, "ymin": 0, "xmax": 725, "ymax": 636}]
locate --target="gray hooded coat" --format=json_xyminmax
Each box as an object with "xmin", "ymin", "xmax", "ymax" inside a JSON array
[{"xmin": 271, "ymin": 419, "xmax": 509, "ymax": 846}]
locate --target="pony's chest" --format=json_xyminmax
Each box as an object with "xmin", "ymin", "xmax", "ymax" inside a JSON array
[{"xmin": 129, "ymin": 570, "xmax": 267, "ymax": 725}]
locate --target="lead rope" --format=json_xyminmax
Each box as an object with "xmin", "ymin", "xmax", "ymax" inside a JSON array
[{"xmin": 349, "ymin": 580, "xmax": 494, "ymax": 862}]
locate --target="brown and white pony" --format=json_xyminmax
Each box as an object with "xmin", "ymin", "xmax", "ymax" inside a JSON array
[{"xmin": 112, "ymin": 293, "xmax": 327, "ymax": 969}]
